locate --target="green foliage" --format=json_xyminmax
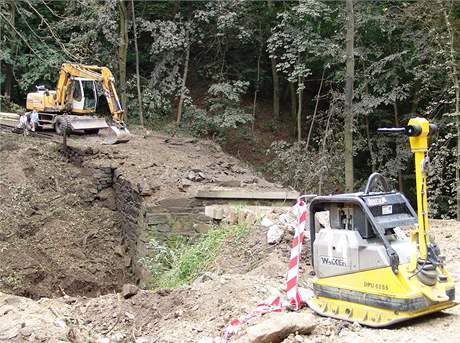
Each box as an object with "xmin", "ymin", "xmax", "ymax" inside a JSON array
[
  {"xmin": 428, "ymin": 117, "xmax": 457, "ymax": 218},
  {"xmin": 138, "ymin": 237, "xmax": 184, "ymax": 278},
  {"xmin": 268, "ymin": 0, "xmax": 339, "ymax": 87},
  {"xmin": 0, "ymin": 96, "xmax": 24, "ymax": 113},
  {"xmin": 142, "ymin": 224, "xmax": 250, "ymax": 289},
  {"xmin": 182, "ymin": 80, "xmax": 253, "ymax": 140}
]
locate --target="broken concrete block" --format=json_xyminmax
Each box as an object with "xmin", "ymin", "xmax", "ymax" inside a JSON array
[
  {"xmin": 260, "ymin": 217, "xmax": 274, "ymax": 228},
  {"xmin": 245, "ymin": 312, "xmax": 316, "ymax": 343},
  {"xmin": 315, "ymin": 211, "xmax": 331, "ymax": 230},
  {"xmin": 267, "ymin": 225, "xmax": 284, "ymax": 244},
  {"xmin": 205, "ymin": 205, "xmax": 224, "ymax": 220},
  {"xmin": 187, "ymin": 171, "xmax": 205, "ymax": 182}
]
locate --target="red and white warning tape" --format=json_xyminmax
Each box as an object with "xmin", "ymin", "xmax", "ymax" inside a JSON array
[
  {"xmin": 286, "ymin": 199, "xmax": 308, "ymax": 310},
  {"xmin": 211, "ymin": 296, "xmax": 284, "ymax": 343},
  {"xmin": 212, "ymin": 199, "xmax": 308, "ymax": 343}
]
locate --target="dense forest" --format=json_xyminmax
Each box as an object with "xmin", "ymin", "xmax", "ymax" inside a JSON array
[{"xmin": 1, "ymin": 0, "xmax": 459, "ymax": 219}]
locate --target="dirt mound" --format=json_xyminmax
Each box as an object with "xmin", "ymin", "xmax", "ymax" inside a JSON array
[
  {"xmin": 0, "ymin": 126, "xmax": 289, "ymax": 300},
  {"xmin": 66, "ymin": 127, "xmax": 285, "ymax": 206},
  {"xmin": 0, "ymin": 133, "xmax": 128, "ymax": 299}
]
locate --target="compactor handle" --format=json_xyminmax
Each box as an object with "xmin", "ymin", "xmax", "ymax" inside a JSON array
[
  {"xmin": 364, "ymin": 172, "xmax": 390, "ymax": 194},
  {"xmin": 377, "ymin": 125, "xmax": 422, "ymax": 136},
  {"xmin": 377, "ymin": 123, "xmax": 438, "ymax": 137}
]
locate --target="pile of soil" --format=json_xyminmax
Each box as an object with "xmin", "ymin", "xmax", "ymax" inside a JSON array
[
  {"xmin": 67, "ymin": 127, "xmax": 285, "ymax": 207},
  {"xmin": 0, "ymin": 126, "xmax": 285, "ymax": 300}
]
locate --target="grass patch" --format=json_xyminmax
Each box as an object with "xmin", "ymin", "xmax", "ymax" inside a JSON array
[{"xmin": 142, "ymin": 223, "xmax": 250, "ymax": 289}]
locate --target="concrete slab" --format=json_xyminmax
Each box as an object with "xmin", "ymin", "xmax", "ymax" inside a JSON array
[
  {"xmin": 204, "ymin": 204, "xmax": 290, "ymax": 221},
  {"xmin": 0, "ymin": 112, "xmax": 19, "ymax": 127},
  {"xmin": 195, "ymin": 189, "xmax": 302, "ymax": 200}
]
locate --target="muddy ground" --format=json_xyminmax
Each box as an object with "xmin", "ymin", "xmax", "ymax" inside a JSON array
[{"xmin": 0, "ymin": 128, "xmax": 459, "ymax": 342}]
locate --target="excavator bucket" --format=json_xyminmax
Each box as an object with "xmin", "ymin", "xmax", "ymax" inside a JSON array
[
  {"xmin": 69, "ymin": 116, "xmax": 109, "ymax": 131},
  {"xmin": 104, "ymin": 124, "xmax": 131, "ymax": 144}
]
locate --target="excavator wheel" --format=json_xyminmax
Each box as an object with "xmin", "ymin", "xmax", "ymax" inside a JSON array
[{"xmin": 55, "ymin": 115, "xmax": 71, "ymax": 136}]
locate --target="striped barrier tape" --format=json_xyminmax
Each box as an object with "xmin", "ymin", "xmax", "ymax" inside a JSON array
[
  {"xmin": 286, "ymin": 199, "xmax": 308, "ymax": 310},
  {"xmin": 212, "ymin": 199, "xmax": 308, "ymax": 342},
  {"xmin": 211, "ymin": 296, "xmax": 284, "ymax": 343}
]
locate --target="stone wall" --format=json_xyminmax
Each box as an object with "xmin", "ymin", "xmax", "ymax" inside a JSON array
[
  {"xmin": 111, "ymin": 169, "xmax": 149, "ymax": 286},
  {"xmin": 85, "ymin": 164, "xmax": 148, "ymax": 286},
  {"xmin": 144, "ymin": 198, "xmax": 297, "ymax": 243},
  {"xmin": 144, "ymin": 198, "xmax": 212, "ymax": 242}
]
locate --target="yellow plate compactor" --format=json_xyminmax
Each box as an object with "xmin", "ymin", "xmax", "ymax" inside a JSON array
[{"xmin": 307, "ymin": 117, "xmax": 456, "ymax": 327}]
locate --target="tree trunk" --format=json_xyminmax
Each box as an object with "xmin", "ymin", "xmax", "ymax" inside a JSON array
[
  {"xmin": 344, "ymin": 0, "xmax": 355, "ymax": 192},
  {"xmin": 393, "ymin": 101, "xmax": 404, "ymax": 192},
  {"xmin": 118, "ymin": 0, "xmax": 129, "ymax": 112},
  {"xmin": 365, "ymin": 114, "xmax": 376, "ymax": 172},
  {"xmin": 176, "ymin": 29, "xmax": 191, "ymax": 126},
  {"xmin": 271, "ymin": 57, "xmax": 280, "ymax": 120},
  {"xmin": 306, "ymin": 68, "xmax": 325, "ymax": 150},
  {"xmin": 297, "ymin": 76, "xmax": 304, "ymax": 142},
  {"xmin": 289, "ymin": 82, "xmax": 297, "ymax": 119},
  {"xmin": 252, "ymin": 45, "xmax": 262, "ymax": 134},
  {"xmin": 131, "ymin": 0, "xmax": 143, "ymax": 126},
  {"xmin": 3, "ymin": 0, "xmax": 16, "ymax": 98},
  {"xmin": 318, "ymin": 98, "xmax": 335, "ymax": 195},
  {"xmin": 444, "ymin": 8, "xmax": 460, "ymax": 220}
]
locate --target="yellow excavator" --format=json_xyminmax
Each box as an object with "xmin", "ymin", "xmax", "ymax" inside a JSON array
[{"xmin": 26, "ymin": 63, "xmax": 130, "ymax": 144}]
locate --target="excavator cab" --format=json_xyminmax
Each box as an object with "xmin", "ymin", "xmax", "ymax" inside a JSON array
[
  {"xmin": 66, "ymin": 78, "xmax": 109, "ymax": 134},
  {"xmin": 71, "ymin": 78, "xmax": 98, "ymax": 112}
]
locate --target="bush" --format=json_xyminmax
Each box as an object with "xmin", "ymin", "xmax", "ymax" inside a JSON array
[
  {"xmin": 182, "ymin": 80, "xmax": 253, "ymax": 141},
  {"xmin": 0, "ymin": 96, "xmax": 24, "ymax": 113},
  {"xmin": 266, "ymin": 139, "xmax": 344, "ymax": 194}
]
